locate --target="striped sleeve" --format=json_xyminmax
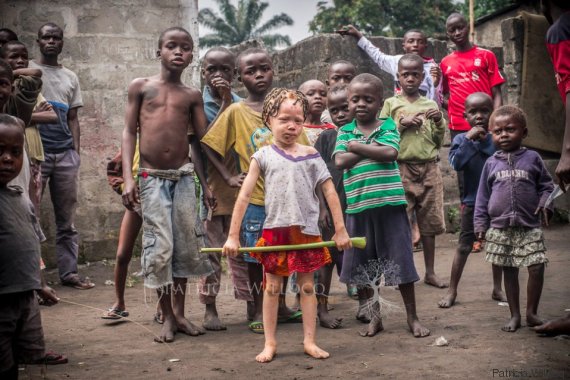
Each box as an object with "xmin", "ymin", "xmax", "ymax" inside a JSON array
[
  {"xmin": 373, "ymin": 118, "xmax": 400, "ymax": 152},
  {"xmin": 333, "ymin": 129, "xmax": 350, "ymax": 156}
]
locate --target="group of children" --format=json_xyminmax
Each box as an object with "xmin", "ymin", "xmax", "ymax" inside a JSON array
[{"xmin": 0, "ymin": 10, "xmax": 560, "ymax": 375}]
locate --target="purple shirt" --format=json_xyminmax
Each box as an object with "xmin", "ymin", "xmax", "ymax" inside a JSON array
[{"xmin": 474, "ymin": 148, "xmax": 554, "ymax": 234}]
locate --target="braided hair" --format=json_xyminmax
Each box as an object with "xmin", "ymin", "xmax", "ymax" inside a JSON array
[{"xmin": 262, "ymin": 88, "xmax": 309, "ymax": 127}]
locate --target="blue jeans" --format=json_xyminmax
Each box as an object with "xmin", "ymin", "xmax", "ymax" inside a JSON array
[{"xmin": 240, "ymin": 204, "xmax": 266, "ymax": 263}]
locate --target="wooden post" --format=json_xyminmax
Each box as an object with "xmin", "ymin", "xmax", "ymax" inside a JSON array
[{"xmin": 469, "ymin": 0, "xmax": 475, "ymax": 42}]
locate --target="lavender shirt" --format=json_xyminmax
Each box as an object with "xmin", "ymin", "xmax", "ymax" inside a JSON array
[
  {"xmin": 474, "ymin": 148, "xmax": 554, "ymax": 234},
  {"xmin": 252, "ymin": 145, "xmax": 331, "ymax": 236}
]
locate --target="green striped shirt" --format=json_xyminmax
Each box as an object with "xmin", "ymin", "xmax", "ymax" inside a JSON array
[{"xmin": 333, "ymin": 117, "xmax": 407, "ymax": 214}]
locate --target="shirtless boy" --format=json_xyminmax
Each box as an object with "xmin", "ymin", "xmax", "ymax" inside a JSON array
[{"xmin": 122, "ymin": 27, "xmax": 213, "ymax": 343}]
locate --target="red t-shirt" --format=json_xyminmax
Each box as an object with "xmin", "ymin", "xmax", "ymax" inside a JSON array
[
  {"xmin": 546, "ymin": 11, "xmax": 570, "ymax": 105},
  {"xmin": 441, "ymin": 46, "xmax": 505, "ymax": 131}
]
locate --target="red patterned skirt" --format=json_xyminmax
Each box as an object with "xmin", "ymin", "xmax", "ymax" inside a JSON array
[{"xmin": 251, "ymin": 226, "xmax": 332, "ymax": 276}]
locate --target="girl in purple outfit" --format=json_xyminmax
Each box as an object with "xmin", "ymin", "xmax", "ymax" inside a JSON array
[{"xmin": 474, "ymin": 106, "xmax": 554, "ymax": 333}]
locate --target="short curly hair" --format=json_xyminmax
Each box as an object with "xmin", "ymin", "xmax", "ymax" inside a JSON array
[
  {"xmin": 261, "ymin": 88, "xmax": 309, "ymax": 127},
  {"xmin": 490, "ymin": 105, "xmax": 527, "ymax": 129}
]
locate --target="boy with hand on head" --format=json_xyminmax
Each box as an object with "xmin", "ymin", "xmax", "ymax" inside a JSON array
[
  {"xmin": 122, "ymin": 27, "xmax": 214, "ymax": 343},
  {"xmin": 474, "ymin": 106, "xmax": 553, "ymax": 333},
  {"xmin": 199, "ymin": 46, "xmax": 244, "ymax": 331},
  {"xmin": 334, "ymin": 73, "xmax": 430, "ymax": 338},
  {"xmin": 321, "ymin": 60, "xmax": 356, "ymax": 124},
  {"xmin": 299, "ymin": 79, "xmax": 335, "ymax": 145},
  {"xmin": 380, "ymin": 54, "xmax": 448, "ymax": 289},
  {"xmin": 0, "ymin": 28, "xmax": 18, "ymax": 47},
  {"xmin": 314, "ymin": 83, "xmax": 353, "ymax": 328},
  {"xmin": 0, "ymin": 115, "xmax": 46, "ymax": 379},
  {"xmin": 339, "ymin": 25, "xmax": 441, "ymax": 102},
  {"xmin": 202, "ymin": 48, "xmax": 307, "ymax": 334},
  {"xmin": 439, "ymin": 92, "xmax": 505, "ymax": 308}
]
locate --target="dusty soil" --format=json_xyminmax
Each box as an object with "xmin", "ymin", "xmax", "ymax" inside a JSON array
[{"xmin": 21, "ymin": 224, "xmax": 570, "ymax": 380}]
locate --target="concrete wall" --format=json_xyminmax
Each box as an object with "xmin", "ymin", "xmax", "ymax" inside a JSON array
[{"xmin": 0, "ymin": 0, "xmax": 200, "ymax": 265}]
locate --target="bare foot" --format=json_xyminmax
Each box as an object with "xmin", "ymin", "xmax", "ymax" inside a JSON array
[
  {"xmin": 356, "ymin": 303, "xmax": 372, "ymax": 323},
  {"xmin": 526, "ymin": 313, "xmax": 545, "ymax": 327},
  {"xmin": 203, "ymin": 304, "xmax": 226, "ymax": 331},
  {"xmin": 407, "ymin": 317, "xmax": 430, "ymax": 337},
  {"xmin": 176, "ymin": 317, "xmax": 206, "ymax": 336},
  {"xmin": 502, "ymin": 316, "xmax": 521, "ymax": 332},
  {"xmin": 318, "ymin": 306, "xmax": 343, "ymax": 329},
  {"xmin": 304, "ymin": 343, "xmax": 330, "ymax": 359},
  {"xmin": 491, "ymin": 289, "xmax": 507, "ymax": 302},
  {"xmin": 256, "ymin": 345, "xmax": 277, "ymax": 363},
  {"xmin": 360, "ymin": 315, "xmax": 384, "ymax": 337},
  {"xmin": 438, "ymin": 291, "xmax": 457, "ymax": 308},
  {"xmin": 533, "ymin": 314, "xmax": 570, "ymax": 336},
  {"xmin": 424, "ymin": 274, "xmax": 449, "ymax": 289},
  {"xmin": 155, "ymin": 316, "xmax": 176, "ymax": 343}
]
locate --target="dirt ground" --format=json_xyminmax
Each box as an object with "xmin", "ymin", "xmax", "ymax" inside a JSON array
[{"xmin": 21, "ymin": 224, "xmax": 570, "ymax": 380}]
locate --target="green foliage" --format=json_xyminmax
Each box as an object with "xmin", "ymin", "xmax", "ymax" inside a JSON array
[
  {"xmin": 309, "ymin": 0, "xmax": 458, "ymax": 38},
  {"xmin": 198, "ymin": 0, "xmax": 293, "ymax": 50},
  {"xmin": 459, "ymin": 0, "xmax": 518, "ymax": 20}
]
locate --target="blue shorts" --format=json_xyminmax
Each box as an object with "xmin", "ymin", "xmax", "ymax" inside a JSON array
[
  {"xmin": 240, "ymin": 204, "xmax": 266, "ymax": 263},
  {"xmin": 139, "ymin": 165, "xmax": 213, "ymax": 288},
  {"xmin": 340, "ymin": 205, "xmax": 419, "ymax": 286}
]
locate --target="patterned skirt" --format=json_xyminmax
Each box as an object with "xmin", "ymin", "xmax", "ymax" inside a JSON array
[
  {"xmin": 251, "ymin": 226, "xmax": 332, "ymax": 276},
  {"xmin": 484, "ymin": 227, "xmax": 548, "ymax": 268}
]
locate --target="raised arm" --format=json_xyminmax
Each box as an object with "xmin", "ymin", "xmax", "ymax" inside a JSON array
[
  {"xmin": 121, "ymin": 79, "xmax": 144, "ymax": 210},
  {"xmin": 222, "ymin": 159, "xmax": 261, "ymax": 256},
  {"xmin": 13, "ymin": 68, "xmax": 42, "ymax": 78}
]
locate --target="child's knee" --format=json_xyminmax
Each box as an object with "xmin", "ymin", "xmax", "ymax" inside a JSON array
[
  {"xmin": 264, "ymin": 282, "xmax": 281, "ymax": 298},
  {"xmin": 299, "ymin": 282, "xmax": 315, "ymax": 297},
  {"xmin": 457, "ymin": 244, "xmax": 471, "ymax": 256}
]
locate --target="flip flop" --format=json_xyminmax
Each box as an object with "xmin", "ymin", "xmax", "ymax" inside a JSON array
[
  {"xmin": 248, "ymin": 321, "xmax": 264, "ymax": 334},
  {"xmin": 101, "ymin": 308, "xmax": 129, "ymax": 320},
  {"xmin": 278, "ymin": 310, "xmax": 303, "ymax": 324},
  {"xmin": 31, "ymin": 351, "xmax": 68, "ymax": 365}
]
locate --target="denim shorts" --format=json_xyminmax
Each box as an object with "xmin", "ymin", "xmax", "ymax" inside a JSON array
[
  {"xmin": 139, "ymin": 165, "xmax": 213, "ymax": 288},
  {"xmin": 240, "ymin": 204, "xmax": 266, "ymax": 263}
]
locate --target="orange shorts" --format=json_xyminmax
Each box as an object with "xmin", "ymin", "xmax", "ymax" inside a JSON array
[{"xmin": 251, "ymin": 226, "xmax": 331, "ymax": 277}]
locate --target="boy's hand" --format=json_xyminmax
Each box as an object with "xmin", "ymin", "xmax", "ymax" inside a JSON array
[
  {"xmin": 400, "ymin": 114, "xmax": 423, "ymax": 129},
  {"xmin": 534, "ymin": 207, "xmax": 553, "ymax": 227},
  {"xmin": 332, "ymin": 227, "xmax": 352, "ymax": 250},
  {"xmin": 36, "ymin": 101, "xmax": 53, "ymax": 112},
  {"xmin": 227, "ymin": 172, "xmax": 247, "ymax": 188},
  {"xmin": 203, "ymin": 186, "xmax": 217, "ymax": 211},
  {"xmin": 466, "ymin": 126, "xmax": 487, "ymax": 142},
  {"xmin": 222, "ymin": 236, "xmax": 240, "ymax": 257},
  {"xmin": 319, "ymin": 207, "xmax": 332, "ymax": 230},
  {"xmin": 211, "ymin": 77, "xmax": 232, "ymax": 104},
  {"xmin": 122, "ymin": 179, "xmax": 140, "ymax": 211},
  {"xmin": 430, "ymin": 65, "xmax": 442, "ymax": 87},
  {"xmin": 336, "ymin": 25, "xmax": 362, "ymax": 40},
  {"xmin": 425, "ymin": 109, "xmax": 443, "ymax": 123},
  {"xmin": 476, "ymin": 232, "xmax": 486, "ymax": 241},
  {"xmin": 37, "ymin": 285, "xmax": 59, "ymax": 306}
]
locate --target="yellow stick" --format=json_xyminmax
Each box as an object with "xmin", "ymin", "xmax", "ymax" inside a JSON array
[{"xmin": 200, "ymin": 237, "xmax": 366, "ymax": 253}]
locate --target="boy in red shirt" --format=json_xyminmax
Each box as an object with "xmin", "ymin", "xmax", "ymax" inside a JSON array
[{"xmin": 441, "ymin": 12, "xmax": 504, "ymax": 135}]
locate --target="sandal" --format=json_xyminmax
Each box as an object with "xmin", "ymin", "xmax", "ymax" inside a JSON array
[
  {"xmin": 62, "ymin": 277, "xmax": 95, "ymax": 290},
  {"xmin": 31, "ymin": 350, "xmax": 68, "ymax": 365},
  {"xmin": 101, "ymin": 308, "xmax": 129, "ymax": 320},
  {"xmin": 278, "ymin": 310, "xmax": 303, "ymax": 324},
  {"xmin": 248, "ymin": 321, "xmax": 264, "ymax": 334}
]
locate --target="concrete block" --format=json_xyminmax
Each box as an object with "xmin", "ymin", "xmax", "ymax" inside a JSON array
[{"xmin": 78, "ymin": 8, "xmax": 127, "ymax": 34}]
